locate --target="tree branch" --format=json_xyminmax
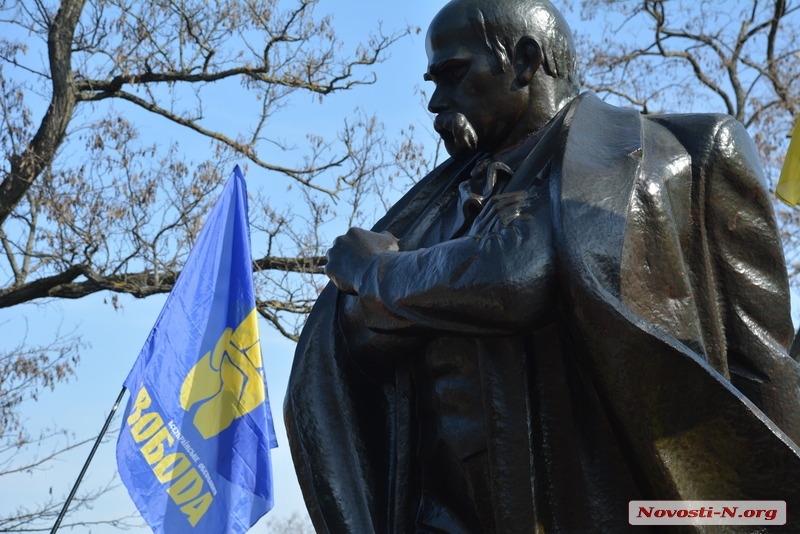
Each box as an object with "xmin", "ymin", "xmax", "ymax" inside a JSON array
[
  {"xmin": 0, "ymin": 0, "xmax": 85, "ymax": 225},
  {"xmin": 0, "ymin": 255, "xmax": 325, "ymax": 307},
  {"xmin": 76, "ymin": 89, "xmax": 346, "ymax": 195}
]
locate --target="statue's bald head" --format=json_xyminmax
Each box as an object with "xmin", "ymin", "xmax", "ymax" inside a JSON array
[{"xmin": 430, "ymin": 0, "xmax": 578, "ymax": 89}]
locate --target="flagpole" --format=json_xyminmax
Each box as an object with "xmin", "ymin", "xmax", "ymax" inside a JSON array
[{"xmin": 50, "ymin": 386, "xmax": 127, "ymax": 534}]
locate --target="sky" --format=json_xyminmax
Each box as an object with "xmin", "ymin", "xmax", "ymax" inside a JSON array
[
  {"xmin": 0, "ymin": 1, "xmax": 443, "ymax": 532},
  {"xmin": 2, "ymin": 1, "xmax": 798, "ymax": 533}
]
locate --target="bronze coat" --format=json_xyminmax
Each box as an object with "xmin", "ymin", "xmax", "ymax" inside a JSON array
[{"xmin": 285, "ymin": 93, "xmax": 800, "ymax": 533}]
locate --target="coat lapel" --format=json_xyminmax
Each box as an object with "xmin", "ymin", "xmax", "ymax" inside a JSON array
[{"xmin": 557, "ymin": 92, "xmax": 643, "ymax": 301}]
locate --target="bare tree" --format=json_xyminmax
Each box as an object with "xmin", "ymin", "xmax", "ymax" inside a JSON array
[
  {"xmin": 263, "ymin": 511, "xmax": 315, "ymax": 534},
  {"xmin": 0, "ymin": 0, "xmax": 427, "ymax": 338},
  {"xmin": 0, "ymin": 0, "xmax": 431, "ymax": 529},
  {"xmin": 0, "ymin": 325, "xmax": 145, "ymax": 531},
  {"xmin": 569, "ymin": 0, "xmax": 800, "ymax": 277}
]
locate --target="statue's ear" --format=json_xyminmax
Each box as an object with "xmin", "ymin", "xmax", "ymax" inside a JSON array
[{"xmin": 513, "ymin": 36, "xmax": 542, "ymax": 87}]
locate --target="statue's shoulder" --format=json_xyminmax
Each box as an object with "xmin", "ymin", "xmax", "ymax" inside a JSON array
[
  {"xmin": 575, "ymin": 93, "xmax": 752, "ymax": 156},
  {"xmin": 644, "ymin": 112, "xmax": 755, "ymax": 160},
  {"xmin": 645, "ymin": 111, "xmax": 767, "ymax": 192}
]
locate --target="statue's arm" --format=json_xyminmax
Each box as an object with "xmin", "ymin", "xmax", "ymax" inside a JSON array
[
  {"xmin": 704, "ymin": 117, "xmax": 793, "ymax": 354},
  {"xmin": 702, "ymin": 117, "xmax": 800, "ymax": 438},
  {"xmin": 342, "ymin": 198, "xmax": 556, "ymax": 337},
  {"xmin": 336, "ymin": 291, "xmax": 424, "ymax": 364}
]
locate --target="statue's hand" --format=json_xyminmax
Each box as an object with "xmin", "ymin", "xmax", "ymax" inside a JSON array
[
  {"xmin": 325, "ymin": 228, "xmax": 399, "ymax": 295},
  {"xmin": 470, "ymin": 190, "xmax": 532, "ymax": 235}
]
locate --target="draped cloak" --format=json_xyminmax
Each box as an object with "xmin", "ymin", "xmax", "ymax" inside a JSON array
[{"xmin": 285, "ymin": 93, "xmax": 800, "ymax": 532}]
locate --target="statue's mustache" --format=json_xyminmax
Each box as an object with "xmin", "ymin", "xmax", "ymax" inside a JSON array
[{"xmin": 433, "ymin": 112, "xmax": 478, "ymax": 155}]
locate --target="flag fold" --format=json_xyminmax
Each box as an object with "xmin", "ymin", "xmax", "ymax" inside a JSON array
[{"xmin": 777, "ymin": 120, "xmax": 800, "ymax": 206}]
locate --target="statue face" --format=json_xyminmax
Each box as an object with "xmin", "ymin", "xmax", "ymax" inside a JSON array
[{"xmin": 425, "ymin": 6, "xmax": 529, "ymax": 157}]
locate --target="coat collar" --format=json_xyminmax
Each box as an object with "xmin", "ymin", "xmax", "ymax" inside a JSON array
[{"xmin": 556, "ymin": 91, "xmax": 644, "ymax": 300}]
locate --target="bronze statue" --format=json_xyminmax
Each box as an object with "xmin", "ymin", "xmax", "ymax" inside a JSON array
[{"xmin": 285, "ymin": 0, "xmax": 800, "ymax": 531}]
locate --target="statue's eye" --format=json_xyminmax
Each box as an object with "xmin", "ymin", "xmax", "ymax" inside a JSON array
[
  {"xmin": 443, "ymin": 64, "xmax": 468, "ymax": 83},
  {"xmin": 438, "ymin": 61, "xmax": 469, "ymax": 84},
  {"xmin": 424, "ymin": 60, "xmax": 470, "ymax": 85}
]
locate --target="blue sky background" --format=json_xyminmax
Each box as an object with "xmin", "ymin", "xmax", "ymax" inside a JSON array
[{"xmin": 1, "ymin": 1, "xmax": 798, "ymax": 532}]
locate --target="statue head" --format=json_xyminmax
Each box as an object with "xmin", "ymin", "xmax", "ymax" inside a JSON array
[{"xmin": 425, "ymin": 0, "xmax": 579, "ymax": 157}]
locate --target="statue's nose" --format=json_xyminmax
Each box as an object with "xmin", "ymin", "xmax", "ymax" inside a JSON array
[{"xmin": 427, "ymin": 87, "xmax": 449, "ymax": 114}]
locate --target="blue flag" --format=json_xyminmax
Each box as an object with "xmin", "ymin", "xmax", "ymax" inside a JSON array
[{"xmin": 116, "ymin": 166, "xmax": 277, "ymax": 534}]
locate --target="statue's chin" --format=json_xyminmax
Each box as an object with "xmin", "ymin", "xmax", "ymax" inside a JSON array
[{"xmin": 443, "ymin": 140, "xmax": 476, "ymax": 159}]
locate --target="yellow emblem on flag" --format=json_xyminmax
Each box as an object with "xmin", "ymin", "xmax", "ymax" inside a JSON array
[
  {"xmin": 179, "ymin": 308, "xmax": 266, "ymax": 439},
  {"xmin": 777, "ymin": 120, "xmax": 800, "ymax": 206}
]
